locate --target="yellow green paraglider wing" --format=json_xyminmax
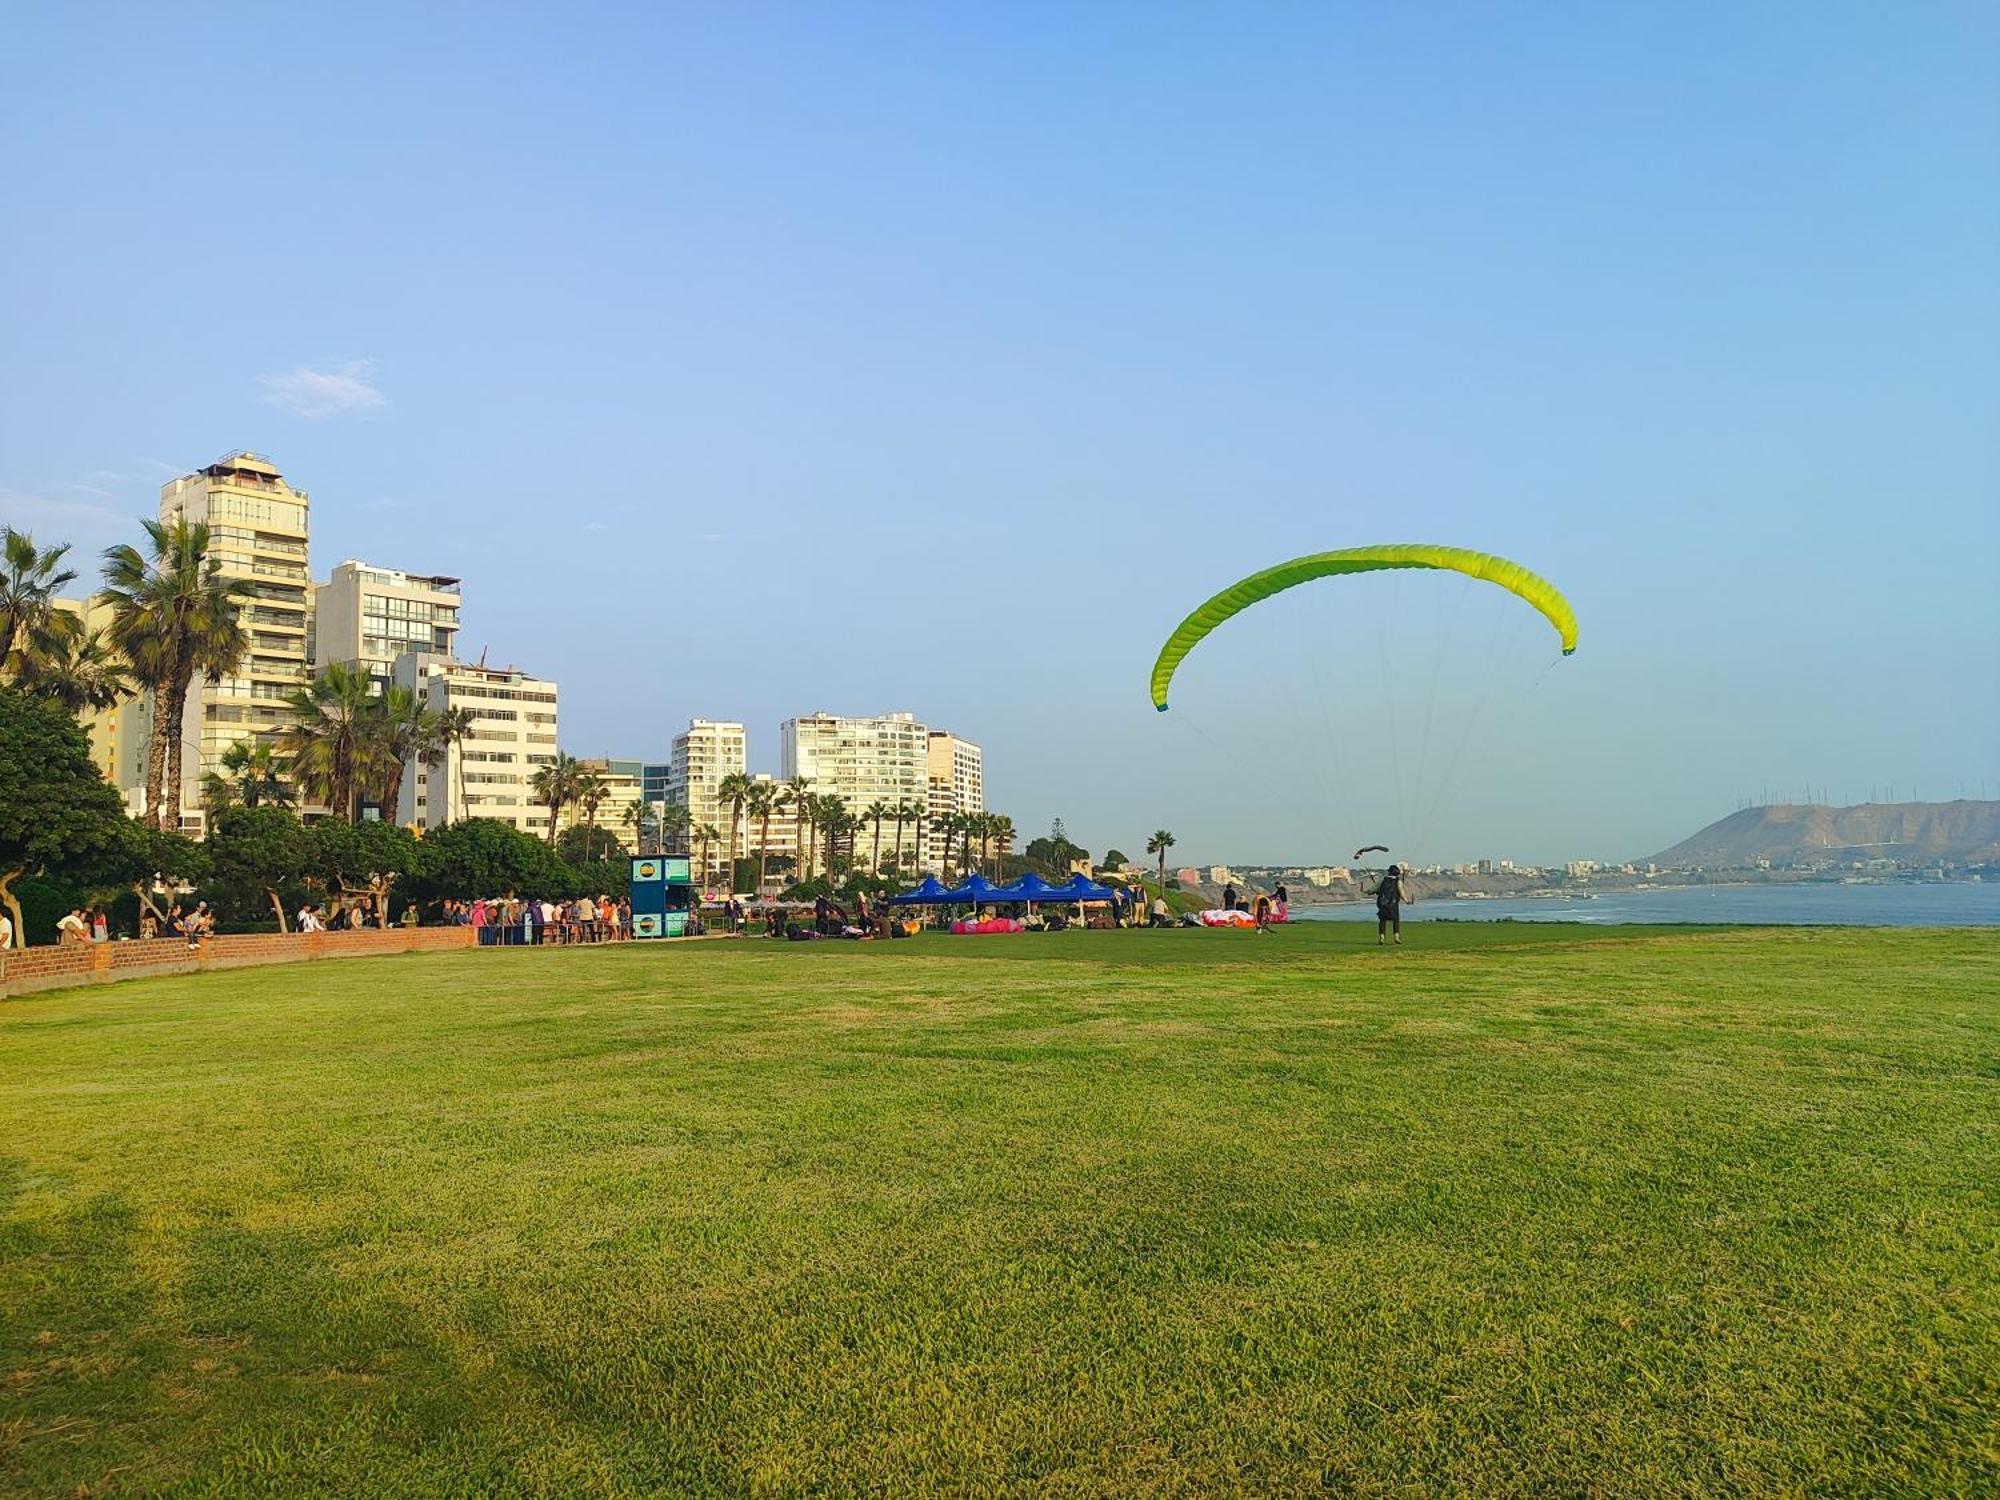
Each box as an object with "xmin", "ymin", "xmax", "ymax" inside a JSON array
[{"xmin": 1150, "ymin": 543, "xmax": 1578, "ymax": 710}]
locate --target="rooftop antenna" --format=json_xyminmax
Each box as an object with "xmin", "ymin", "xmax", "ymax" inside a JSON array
[{"xmin": 477, "ymin": 644, "xmax": 489, "ymax": 669}]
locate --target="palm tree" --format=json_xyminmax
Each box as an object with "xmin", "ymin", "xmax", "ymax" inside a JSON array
[
  {"xmin": 863, "ymin": 800, "xmax": 891, "ymax": 874},
  {"xmin": 748, "ymin": 781, "xmax": 780, "ymax": 893},
  {"xmin": 217, "ymin": 739, "xmax": 292, "ymax": 809},
  {"xmin": 370, "ymin": 683, "xmax": 438, "ymax": 824},
  {"xmin": 659, "ymin": 800, "xmax": 692, "ymax": 857},
  {"xmin": 621, "ymin": 799, "xmax": 661, "ymax": 855},
  {"xmin": 530, "ymin": 752, "xmax": 582, "ymax": 845},
  {"xmin": 100, "ymin": 517, "xmax": 249, "ymax": 830},
  {"xmin": 890, "ymin": 800, "xmax": 923, "ymax": 879},
  {"xmin": 783, "ymin": 775, "xmax": 813, "ymax": 878},
  {"xmin": 1147, "ymin": 829, "xmax": 1177, "ymax": 895},
  {"xmin": 930, "ymin": 812, "xmax": 958, "ymax": 878},
  {"xmin": 11, "ymin": 617, "xmax": 130, "ymax": 714},
  {"xmin": 275, "ymin": 662, "xmax": 377, "ymax": 823},
  {"xmin": 692, "ymin": 822, "xmax": 720, "ymax": 883},
  {"xmin": 989, "ymin": 813, "xmax": 1016, "ymax": 877},
  {"xmin": 423, "ymin": 704, "xmax": 477, "ymax": 824},
  {"xmin": 715, "ymin": 772, "xmax": 753, "ymax": 887},
  {"xmin": 970, "ymin": 812, "xmax": 996, "ymax": 878},
  {"xmin": 816, "ymin": 795, "xmax": 849, "ymax": 881},
  {"xmin": 0, "ymin": 528, "xmax": 77, "ymax": 668},
  {"xmin": 573, "ymin": 762, "xmax": 609, "ymax": 847}
]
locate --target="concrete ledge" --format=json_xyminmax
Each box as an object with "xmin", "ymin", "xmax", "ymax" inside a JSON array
[{"xmin": 1, "ymin": 926, "xmax": 479, "ymax": 999}]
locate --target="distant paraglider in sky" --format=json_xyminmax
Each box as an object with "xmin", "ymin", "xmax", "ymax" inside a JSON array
[
  {"xmin": 1353, "ymin": 845, "xmax": 1390, "ymax": 860},
  {"xmin": 1148, "ymin": 543, "xmax": 1579, "ymax": 713}
]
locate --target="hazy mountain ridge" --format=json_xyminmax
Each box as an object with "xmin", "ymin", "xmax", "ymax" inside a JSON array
[{"xmin": 1648, "ymin": 801, "xmax": 2000, "ymax": 868}]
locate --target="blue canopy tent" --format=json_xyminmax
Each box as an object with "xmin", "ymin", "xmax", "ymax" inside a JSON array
[
  {"xmin": 1047, "ymin": 874, "xmax": 1119, "ymax": 901},
  {"xmin": 1009, "ymin": 873, "xmax": 1063, "ymax": 902},
  {"xmin": 886, "ymin": 875, "xmax": 953, "ymax": 906}
]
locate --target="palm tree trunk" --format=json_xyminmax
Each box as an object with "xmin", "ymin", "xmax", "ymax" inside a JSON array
[
  {"xmin": 161, "ymin": 676, "xmax": 191, "ymax": 833},
  {"xmin": 757, "ymin": 811, "xmax": 772, "ymax": 893},
  {"xmin": 872, "ymin": 818, "xmax": 883, "ymax": 874},
  {"xmin": 893, "ymin": 818, "xmax": 905, "ymax": 875},
  {"xmin": 143, "ymin": 691, "xmax": 170, "ymax": 830}
]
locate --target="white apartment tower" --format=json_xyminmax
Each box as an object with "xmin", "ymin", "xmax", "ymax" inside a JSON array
[
  {"xmin": 666, "ymin": 720, "xmax": 746, "ymax": 872},
  {"xmin": 157, "ymin": 452, "xmax": 313, "ymax": 829},
  {"xmin": 781, "ymin": 711, "xmax": 931, "ymax": 869},
  {"xmin": 926, "ymin": 730, "xmax": 984, "ymax": 857},
  {"xmin": 313, "ymin": 561, "xmax": 462, "ymax": 689},
  {"xmin": 392, "ymin": 653, "xmax": 559, "ymax": 834}
]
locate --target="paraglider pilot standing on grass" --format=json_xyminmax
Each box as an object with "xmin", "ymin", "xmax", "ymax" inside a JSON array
[{"xmin": 1364, "ymin": 865, "xmax": 1414, "ymax": 946}]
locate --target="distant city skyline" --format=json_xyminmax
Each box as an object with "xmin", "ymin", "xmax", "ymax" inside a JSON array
[{"xmin": 5, "ymin": 5, "xmax": 1994, "ymax": 865}]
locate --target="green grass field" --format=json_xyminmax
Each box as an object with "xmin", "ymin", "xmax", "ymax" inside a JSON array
[{"xmin": 3, "ymin": 923, "xmax": 1995, "ymax": 1496}]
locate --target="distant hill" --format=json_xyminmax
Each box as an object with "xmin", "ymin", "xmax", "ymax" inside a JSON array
[{"xmin": 1647, "ymin": 801, "xmax": 2000, "ymax": 868}]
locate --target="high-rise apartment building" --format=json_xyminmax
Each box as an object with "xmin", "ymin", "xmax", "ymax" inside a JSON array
[
  {"xmin": 926, "ymin": 730, "xmax": 984, "ymax": 865},
  {"xmin": 313, "ymin": 561, "xmax": 461, "ymax": 689},
  {"xmin": 158, "ymin": 452, "xmax": 313, "ymax": 825},
  {"xmin": 665, "ymin": 720, "xmax": 745, "ymax": 874},
  {"xmin": 780, "ymin": 711, "xmax": 931, "ymax": 870},
  {"xmin": 392, "ymin": 653, "xmax": 559, "ymax": 834}
]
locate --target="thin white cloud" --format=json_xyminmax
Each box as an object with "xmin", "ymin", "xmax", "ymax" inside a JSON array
[{"xmin": 256, "ymin": 360, "xmax": 385, "ymax": 419}]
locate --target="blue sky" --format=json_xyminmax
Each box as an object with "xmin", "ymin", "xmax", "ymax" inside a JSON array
[{"xmin": 4, "ymin": 3, "xmax": 1995, "ymax": 864}]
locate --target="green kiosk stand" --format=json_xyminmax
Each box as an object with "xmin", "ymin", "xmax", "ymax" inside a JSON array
[{"xmin": 629, "ymin": 854, "xmax": 697, "ymax": 937}]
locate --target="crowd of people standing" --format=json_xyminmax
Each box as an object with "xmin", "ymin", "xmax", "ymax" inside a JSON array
[{"xmin": 464, "ymin": 895, "xmax": 632, "ymax": 945}]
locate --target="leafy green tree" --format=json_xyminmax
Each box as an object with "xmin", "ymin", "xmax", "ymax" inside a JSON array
[
  {"xmin": 0, "ymin": 688, "xmax": 131, "ymax": 941},
  {"xmin": 1102, "ymin": 848, "xmax": 1130, "ymax": 872},
  {"xmin": 406, "ymin": 818, "xmax": 563, "ymax": 904},
  {"xmin": 124, "ymin": 823, "xmax": 209, "ymax": 932},
  {"xmin": 205, "ymin": 805, "xmax": 310, "ymax": 931},
  {"xmin": 311, "ymin": 818, "xmax": 421, "ymax": 921},
  {"xmin": 557, "ymin": 823, "xmax": 624, "ymax": 865},
  {"xmin": 100, "ymin": 516, "xmax": 249, "ymax": 831}
]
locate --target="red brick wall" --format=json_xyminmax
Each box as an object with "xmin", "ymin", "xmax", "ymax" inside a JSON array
[{"xmin": 0, "ymin": 926, "xmax": 478, "ymax": 999}]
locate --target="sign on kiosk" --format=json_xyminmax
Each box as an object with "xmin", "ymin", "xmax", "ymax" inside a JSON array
[{"xmin": 629, "ymin": 854, "xmax": 696, "ymax": 939}]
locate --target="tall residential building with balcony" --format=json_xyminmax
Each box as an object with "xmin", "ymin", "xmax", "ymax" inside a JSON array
[
  {"xmin": 157, "ymin": 452, "xmax": 312, "ymax": 830},
  {"xmin": 391, "ymin": 653, "xmax": 559, "ymax": 834},
  {"xmin": 313, "ymin": 561, "xmax": 462, "ymax": 689},
  {"xmin": 780, "ymin": 711, "xmax": 931, "ymax": 870},
  {"xmin": 665, "ymin": 720, "xmax": 745, "ymax": 877},
  {"xmin": 926, "ymin": 730, "xmax": 984, "ymax": 865}
]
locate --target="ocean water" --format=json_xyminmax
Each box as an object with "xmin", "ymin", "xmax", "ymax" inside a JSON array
[{"xmin": 1288, "ymin": 881, "xmax": 2000, "ymax": 927}]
